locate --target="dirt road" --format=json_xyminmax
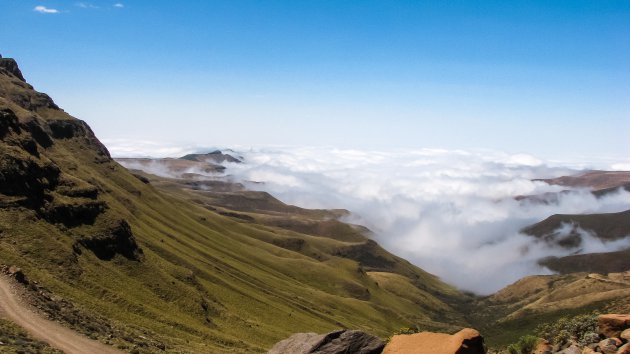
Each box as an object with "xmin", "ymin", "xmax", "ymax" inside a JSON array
[{"xmin": 0, "ymin": 275, "xmax": 123, "ymax": 354}]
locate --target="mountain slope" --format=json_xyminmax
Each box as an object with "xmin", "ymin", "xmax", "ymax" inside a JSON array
[
  {"xmin": 538, "ymin": 171, "xmax": 630, "ymax": 190},
  {"xmin": 0, "ymin": 55, "xmax": 467, "ymax": 353},
  {"xmin": 466, "ymin": 271, "xmax": 630, "ymax": 347}
]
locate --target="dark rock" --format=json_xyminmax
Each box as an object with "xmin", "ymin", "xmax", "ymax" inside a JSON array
[
  {"xmin": 272, "ymin": 237, "xmax": 306, "ymax": 252},
  {"xmin": 311, "ymin": 330, "xmax": 384, "ymax": 354},
  {"xmin": 0, "ymin": 150, "xmax": 60, "ymax": 203},
  {"xmin": 48, "ymin": 119, "xmax": 111, "ymax": 159},
  {"xmin": 76, "ymin": 219, "xmax": 143, "ymax": 261},
  {"xmin": 132, "ymin": 173, "xmax": 150, "ymax": 184},
  {"xmin": 8, "ymin": 266, "xmax": 28, "ymax": 284},
  {"xmin": 0, "ymin": 57, "xmax": 26, "ymax": 82},
  {"xmin": 43, "ymin": 200, "xmax": 106, "ymax": 227},
  {"xmin": 24, "ymin": 119, "xmax": 53, "ymax": 148},
  {"xmin": 0, "ymin": 108, "xmax": 21, "ymax": 138},
  {"xmin": 268, "ymin": 329, "xmax": 384, "ymax": 354},
  {"xmin": 334, "ymin": 240, "xmax": 396, "ymax": 272}
]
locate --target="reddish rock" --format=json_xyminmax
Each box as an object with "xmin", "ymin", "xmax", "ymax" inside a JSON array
[
  {"xmin": 534, "ymin": 339, "xmax": 553, "ymax": 354},
  {"xmin": 621, "ymin": 328, "xmax": 630, "ymax": 341},
  {"xmin": 558, "ymin": 345, "xmax": 580, "ymax": 354},
  {"xmin": 600, "ymin": 338, "xmax": 621, "ymax": 354},
  {"xmin": 618, "ymin": 343, "xmax": 630, "ymax": 354},
  {"xmin": 382, "ymin": 328, "xmax": 485, "ymax": 354},
  {"xmin": 598, "ymin": 314, "xmax": 630, "ymax": 338}
]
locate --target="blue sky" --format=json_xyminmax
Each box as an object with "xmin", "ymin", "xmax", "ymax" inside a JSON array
[{"xmin": 1, "ymin": 1, "xmax": 629, "ymax": 159}]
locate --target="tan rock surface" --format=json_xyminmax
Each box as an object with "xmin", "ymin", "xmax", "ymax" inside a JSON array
[
  {"xmin": 598, "ymin": 314, "xmax": 630, "ymax": 338},
  {"xmin": 383, "ymin": 328, "xmax": 485, "ymax": 354}
]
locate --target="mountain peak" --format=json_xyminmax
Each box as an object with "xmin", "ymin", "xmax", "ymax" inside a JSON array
[
  {"xmin": 0, "ymin": 55, "xmax": 27, "ymax": 82},
  {"xmin": 179, "ymin": 150, "xmax": 242, "ymax": 164}
]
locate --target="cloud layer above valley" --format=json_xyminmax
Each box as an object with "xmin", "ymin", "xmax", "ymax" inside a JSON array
[
  {"xmin": 110, "ymin": 142, "xmax": 630, "ymax": 294},
  {"xmin": 224, "ymin": 147, "xmax": 630, "ymax": 294}
]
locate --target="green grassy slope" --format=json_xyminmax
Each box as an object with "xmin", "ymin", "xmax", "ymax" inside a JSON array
[
  {"xmin": 0, "ymin": 57, "xmax": 467, "ymax": 353},
  {"xmin": 464, "ymin": 272, "xmax": 630, "ymax": 347}
]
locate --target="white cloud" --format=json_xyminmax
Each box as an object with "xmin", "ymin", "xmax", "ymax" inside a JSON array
[
  {"xmin": 103, "ymin": 141, "xmax": 630, "ymax": 294},
  {"xmin": 34, "ymin": 5, "xmax": 59, "ymax": 14},
  {"xmin": 113, "ymin": 3, "xmax": 124, "ymax": 8},
  {"xmin": 611, "ymin": 163, "xmax": 630, "ymax": 171},
  {"xmin": 221, "ymin": 147, "xmax": 630, "ymax": 294},
  {"xmin": 76, "ymin": 2, "xmax": 99, "ymax": 9},
  {"xmin": 102, "ymin": 139, "xmax": 202, "ymax": 158}
]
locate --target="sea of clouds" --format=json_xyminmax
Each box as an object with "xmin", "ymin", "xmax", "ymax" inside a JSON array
[{"xmin": 110, "ymin": 141, "xmax": 630, "ymax": 294}]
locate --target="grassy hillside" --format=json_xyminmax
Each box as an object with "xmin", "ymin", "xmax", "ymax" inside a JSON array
[
  {"xmin": 523, "ymin": 209, "xmax": 630, "ymax": 243},
  {"xmin": 464, "ymin": 271, "xmax": 630, "ymax": 347},
  {"xmin": 0, "ymin": 56, "xmax": 467, "ymax": 353},
  {"xmin": 540, "ymin": 249, "xmax": 630, "ymax": 274}
]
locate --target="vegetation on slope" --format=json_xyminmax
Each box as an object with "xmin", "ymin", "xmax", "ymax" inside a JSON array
[
  {"xmin": 464, "ymin": 272, "xmax": 630, "ymax": 347},
  {"xmin": 0, "ymin": 55, "xmax": 467, "ymax": 353}
]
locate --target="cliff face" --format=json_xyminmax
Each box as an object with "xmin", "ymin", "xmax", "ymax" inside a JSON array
[
  {"xmin": 0, "ymin": 55, "xmax": 26, "ymax": 82},
  {"xmin": 0, "ymin": 58, "xmax": 142, "ymax": 262}
]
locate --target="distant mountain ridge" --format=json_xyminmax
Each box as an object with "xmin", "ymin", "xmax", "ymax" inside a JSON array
[
  {"xmin": 537, "ymin": 170, "xmax": 630, "ymax": 190},
  {"xmin": 179, "ymin": 150, "xmax": 243, "ymax": 164}
]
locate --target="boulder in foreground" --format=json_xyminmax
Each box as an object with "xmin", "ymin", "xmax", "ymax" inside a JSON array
[
  {"xmin": 598, "ymin": 314, "xmax": 630, "ymax": 338},
  {"xmin": 268, "ymin": 329, "xmax": 385, "ymax": 354},
  {"xmin": 383, "ymin": 328, "xmax": 486, "ymax": 354}
]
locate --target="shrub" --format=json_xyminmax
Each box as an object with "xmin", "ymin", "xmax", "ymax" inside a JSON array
[
  {"xmin": 386, "ymin": 327, "xmax": 421, "ymax": 343},
  {"xmin": 505, "ymin": 335, "xmax": 538, "ymax": 354},
  {"xmin": 506, "ymin": 312, "xmax": 600, "ymax": 353},
  {"xmin": 534, "ymin": 313, "xmax": 598, "ymax": 346}
]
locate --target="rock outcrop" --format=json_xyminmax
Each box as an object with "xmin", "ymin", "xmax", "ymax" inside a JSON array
[
  {"xmin": 383, "ymin": 328, "xmax": 486, "ymax": 354},
  {"xmin": 268, "ymin": 329, "xmax": 385, "ymax": 354},
  {"xmin": 598, "ymin": 314, "xmax": 630, "ymax": 338},
  {"xmin": 0, "ymin": 56, "xmax": 141, "ymax": 262},
  {"xmin": 0, "ymin": 55, "xmax": 26, "ymax": 82}
]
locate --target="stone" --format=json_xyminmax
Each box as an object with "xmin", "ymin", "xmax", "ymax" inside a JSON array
[
  {"xmin": 382, "ymin": 328, "xmax": 485, "ymax": 354},
  {"xmin": 268, "ymin": 329, "xmax": 385, "ymax": 354},
  {"xmin": 600, "ymin": 338, "xmax": 621, "ymax": 354},
  {"xmin": 621, "ymin": 329, "xmax": 630, "ymax": 341},
  {"xmin": 312, "ymin": 330, "xmax": 385, "ymax": 354},
  {"xmin": 559, "ymin": 345, "xmax": 581, "ymax": 354},
  {"xmin": 534, "ymin": 339, "xmax": 553, "ymax": 354},
  {"xmin": 269, "ymin": 332, "xmax": 328, "ymax": 354},
  {"xmin": 598, "ymin": 315, "xmax": 630, "ymax": 338},
  {"xmin": 0, "ymin": 57, "xmax": 26, "ymax": 82},
  {"xmin": 581, "ymin": 348, "xmax": 597, "ymax": 354},
  {"xmin": 617, "ymin": 343, "xmax": 630, "ymax": 354},
  {"xmin": 8, "ymin": 265, "xmax": 27, "ymax": 284}
]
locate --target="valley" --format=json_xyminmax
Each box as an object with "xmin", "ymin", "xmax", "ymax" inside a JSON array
[{"xmin": 0, "ymin": 54, "xmax": 628, "ymax": 353}]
